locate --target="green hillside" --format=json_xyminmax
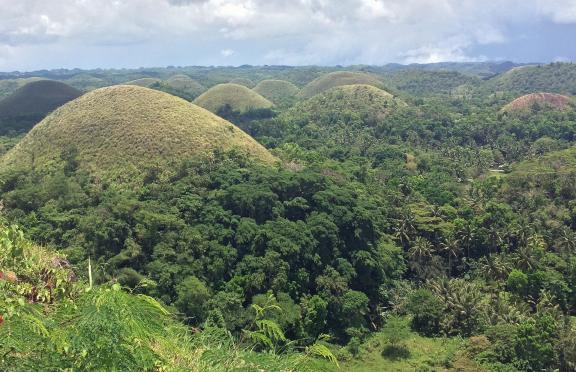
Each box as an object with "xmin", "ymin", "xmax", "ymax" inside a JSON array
[
  {"xmin": 125, "ymin": 77, "xmax": 163, "ymax": 87},
  {"xmin": 0, "ymin": 80, "xmax": 82, "ymax": 135},
  {"xmin": 0, "ymin": 77, "xmax": 46, "ymax": 99},
  {"xmin": 0, "ymin": 85, "xmax": 276, "ymax": 184},
  {"xmin": 164, "ymin": 74, "xmax": 206, "ymax": 99},
  {"xmin": 483, "ymin": 63, "xmax": 576, "ymax": 95},
  {"xmin": 64, "ymin": 74, "xmax": 107, "ymax": 91},
  {"xmin": 253, "ymin": 79, "xmax": 300, "ymax": 105},
  {"xmin": 286, "ymin": 84, "xmax": 405, "ymax": 126},
  {"xmin": 384, "ymin": 70, "xmax": 481, "ymax": 97},
  {"xmin": 0, "ymin": 221, "xmax": 334, "ymax": 370},
  {"xmin": 299, "ymin": 71, "xmax": 385, "ymax": 98},
  {"xmin": 230, "ymin": 77, "xmax": 255, "ymax": 88},
  {"xmin": 194, "ymin": 83, "xmax": 274, "ymax": 114}
]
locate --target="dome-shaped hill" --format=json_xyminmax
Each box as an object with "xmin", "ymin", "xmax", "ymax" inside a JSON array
[
  {"xmin": 0, "ymin": 80, "xmax": 82, "ymax": 134},
  {"xmin": 483, "ymin": 63, "xmax": 576, "ymax": 95},
  {"xmin": 125, "ymin": 78, "xmax": 163, "ymax": 87},
  {"xmin": 229, "ymin": 78, "xmax": 255, "ymax": 88},
  {"xmin": 0, "ymin": 86, "xmax": 276, "ymax": 184},
  {"xmin": 164, "ymin": 75, "xmax": 206, "ymax": 99},
  {"xmin": 65, "ymin": 74, "xmax": 107, "ymax": 91},
  {"xmin": 282, "ymin": 84, "xmax": 406, "ymax": 127},
  {"xmin": 300, "ymin": 71, "xmax": 385, "ymax": 98},
  {"xmin": 253, "ymin": 80, "xmax": 300, "ymax": 105},
  {"xmin": 298, "ymin": 84, "xmax": 404, "ymax": 114},
  {"xmin": 193, "ymin": 83, "xmax": 273, "ymax": 114},
  {"xmin": 502, "ymin": 93, "xmax": 573, "ymax": 113},
  {"xmin": 0, "ymin": 77, "xmax": 46, "ymax": 99}
]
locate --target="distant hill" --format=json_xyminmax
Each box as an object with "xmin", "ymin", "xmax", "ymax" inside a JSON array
[
  {"xmin": 502, "ymin": 93, "xmax": 573, "ymax": 113},
  {"xmin": 125, "ymin": 77, "xmax": 162, "ymax": 87},
  {"xmin": 64, "ymin": 74, "xmax": 107, "ymax": 91},
  {"xmin": 253, "ymin": 80, "xmax": 300, "ymax": 105},
  {"xmin": 164, "ymin": 74, "xmax": 206, "ymax": 99},
  {"xmin": 0, "ymin": 80, "xmax": 82, "ymax": 135},
  {"xmin": 0, "ymin": 77, "xmax": 47, "ymax": 100},
  {"xmin": 229, "ymin": 77, "xmax": 255, "ymax": 88},
  {"xmin": 299, "ymin": 71, "xmax": 385, "ymax": 98},
  {"xmin": 194, "ymin": 83, "xmax": 273, "ymax": 114},
  {"xmin": 0, "ymin": 85, "xmax": 276, "ymax": 184},
  {"xmin": 125, "ymin": 75, "xmax": 206, "ymax": 100},
  {"xmin": 283, "ymin": 84, "xmax": 405, "ymax": 128},
  {"xmin": 483, "ymin": 63, "xmax": 576, "ymax": 95},
  {"xmin": 383, "ymin": 70, "xmax": 481, "ymax": 97}
]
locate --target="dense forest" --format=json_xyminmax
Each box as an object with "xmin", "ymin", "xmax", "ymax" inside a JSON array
[{"xmin": 1, "ymin": 62, "xmax": 575, "ymax": 371}]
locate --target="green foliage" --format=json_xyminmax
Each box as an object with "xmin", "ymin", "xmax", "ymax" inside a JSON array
[
  {"xmin": 2, "ymin": 62, "xmax": 576, "ymax": 371},
  {"xmin": 407, "ymin": 288, "xmax": 443, "ymax": 336}
]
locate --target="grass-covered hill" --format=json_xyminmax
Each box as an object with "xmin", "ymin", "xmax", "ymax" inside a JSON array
[
  {"xmin": 164, "ymin": 74, "xmax": 206, "ymax": 99},
  {"xmin": 483, "ymin": 62, "xmax": 576, "ymax": 95},
  {"xmin": 502, "ymin": 92, "xmax": 574, "ymax": 113},
  {"xmin": 0, "ymin": 77, "xmax": 46, "ymax": 99},
  {"xmin": 193, "ymin": 83, "xmax": 274, "ymax": 114},
  {"xmin": 253, "ymin": 79, "xmax": 300, "ymax": 105},
  {"xmin": 0, "ymin": 85, "xmax": 276, "ymax": 184},
  {"xmin": 383, "ymin": 70, "xmax": 481, "ymax": 97},
  {"xmin": 0, "ymin": 80, "xmax": 82, "ymax": 135},
  {"xmin": 299, "ymin": 71, "xmax": 386, "ymax": 98},
  {"xmin": 63, "ymin": 74, "xmax": 108, "ymax": 91},
  {"xmin": 125, "ymin": 77, "xmax": 163, "ymax": 87},
  {"xmin": 126, "ymin": 75, "xmax": 206, "ymax": 100},
  {"xmin": 287, "ymin": 84, "xmax": 405, "ymax": 124},
  {"xmin": 229, "ymin": 77, "xmax": 255, "ymax": 88}
]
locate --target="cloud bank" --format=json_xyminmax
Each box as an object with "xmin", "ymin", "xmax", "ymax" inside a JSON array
[{"xmin": 0, "ymin": 0, "xmax": 574, "ymax": 70}]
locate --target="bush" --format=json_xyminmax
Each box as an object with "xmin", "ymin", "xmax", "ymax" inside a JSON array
[{"xmin": 406, "ymin": 288, "xmax": 443, "ymax": 336}]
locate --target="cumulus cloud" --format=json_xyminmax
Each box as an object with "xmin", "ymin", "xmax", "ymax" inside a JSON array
[{"xmin": 0, "ymin": 0, "xmax": 574, "ymax": 70}]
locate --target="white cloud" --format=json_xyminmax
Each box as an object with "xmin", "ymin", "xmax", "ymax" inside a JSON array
[
  {"xmin": 537, "ymin": 0, "xmax": 576, "ymax": 23},
  {"xmin": 220, "ymin": 48, "xmax": 235, "ymax": 57},
  {"xmin": 0, "ymin": 0, "xmax": 573, "ymax": 69}
]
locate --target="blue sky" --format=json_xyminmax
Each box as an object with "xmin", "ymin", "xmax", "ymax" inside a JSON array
[{"xmin": 0, "ymin": 0, "xmax": 575, "ymax": 71}]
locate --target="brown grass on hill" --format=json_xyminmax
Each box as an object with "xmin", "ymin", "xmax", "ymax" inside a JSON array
[
  {"xmin": 0, "ymin": 85, "xmax": 276, "ymax": 184},
  {"xmin": 502, "ymin": 92, "xmax": 573, "ymax": 112}
]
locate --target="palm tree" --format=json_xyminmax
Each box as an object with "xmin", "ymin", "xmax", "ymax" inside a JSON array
[
  {"xmin": 477, "ymin": 255, "xmax": 511, "ymax": 283},
  {"xmin": 456, "ymin": 222, "xmax": 475, "ymax": 259},
  {"xmin": 408, "ymin": 237, "xmax": 434, "ymax": 278},
  {"xmin": 555, "ymin": 227, "xmax": 576, "ymax": 256},
  {"xmin": 408, "ymin": 237, "xmax": 434, "ymax": 261},
  {"xmin": 441, "ymin": 235, "xmax": 462, "ymax": 276},
  {"xmin": 514, "ymin": 235, "xmax": 544, "ymax": 272},
  {"xmin": 394, "ymin": 213, "xmax": 416, "ymax": 248}
]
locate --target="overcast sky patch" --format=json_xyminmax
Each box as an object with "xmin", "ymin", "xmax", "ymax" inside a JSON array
[{"xmin": 0, "ymin": 0, "xmax": 574, "ymax": 70}]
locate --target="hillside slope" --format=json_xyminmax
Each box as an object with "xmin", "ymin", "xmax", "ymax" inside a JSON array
[
  {"xmin": 0, "ymin": 80, "xmax": 82, "ymax": 134},
  {"xmin": 253, "ymin": 79, "xmax": 300, "ymax": 105},
  {"xmin": 483, "ymin": 63, "xmax": 576, "ymax": 95},
  {"xmin": 0, "ymin": 85, "xmax": 276, "ymax": 184},
  {"xmin": 502, "ymin": 92, "xmax": 573, "ymax": 113},
  {"xmin": 300, "ymin": 71, "xmax": 385, "ymax": 98},
  {"xmin": 194, "ymin": 83, "xmax": 273, "ymax": 114}
]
